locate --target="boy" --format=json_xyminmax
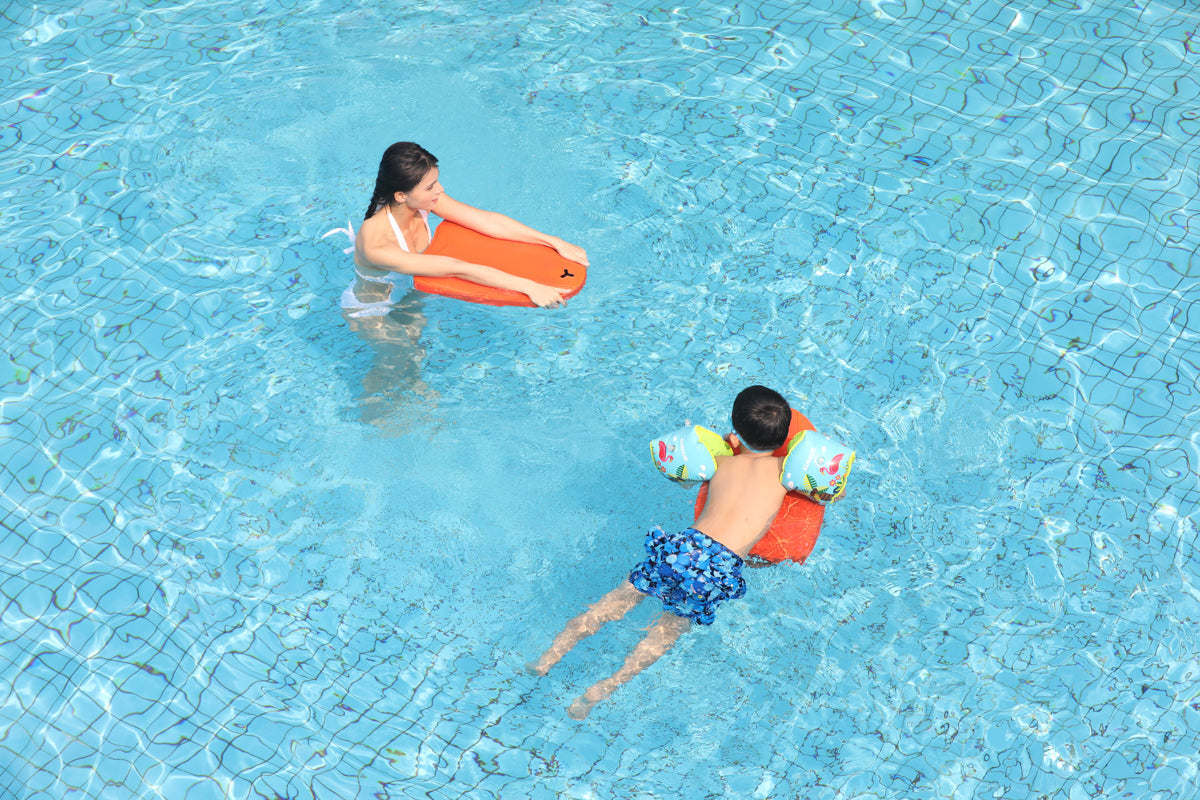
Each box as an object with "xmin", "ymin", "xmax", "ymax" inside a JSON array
[{"xmin": 528, "ymin": 385, "xmax": 792, "ymax": 719}]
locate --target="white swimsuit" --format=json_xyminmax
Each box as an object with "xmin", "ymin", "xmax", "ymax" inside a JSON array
[{"xmin": 340, "ymin": 208, "xmax": 432, "ymax": 317}]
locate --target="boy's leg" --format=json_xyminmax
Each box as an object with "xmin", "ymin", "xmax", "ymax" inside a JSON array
[
  {"xmin": 567, "ymin": 611, "xmax": 692, "ymax": 719},
  {"xmin": 526, "ymin": 581, "xmax": 645, "ymax": 676}
]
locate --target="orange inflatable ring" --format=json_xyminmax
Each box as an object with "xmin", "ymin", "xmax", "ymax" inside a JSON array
[
  {"xmin": 416, "ymin": 221, "xmax": 587, "ymax": 306},
  {"xmin": 693, "ymin": 409, "xmax": 825, "ymax": 564}
]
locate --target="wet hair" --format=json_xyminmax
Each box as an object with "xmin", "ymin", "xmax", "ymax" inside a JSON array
[
  {"xmin": 731, "ymin": 385, "xmax": 791, "ymax": 452},
  {"xmin": 363, "ymin": 142, "xmax": 438, "ymax": 220}
]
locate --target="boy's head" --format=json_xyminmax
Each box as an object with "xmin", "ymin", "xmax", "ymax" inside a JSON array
[{"xmin": 731, "ymin": 385, "xmax": 791, "ymax": 453}]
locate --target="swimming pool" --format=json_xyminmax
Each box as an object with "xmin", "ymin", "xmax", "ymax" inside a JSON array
[{"xmin": 2, "ymin": 0, "xmax": 1197, "ymax": 796}]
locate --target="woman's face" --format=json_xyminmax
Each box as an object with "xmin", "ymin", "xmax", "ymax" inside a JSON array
[{"xmin": 395, "ymin": 167, "xmax": 442, "ymax": 211}]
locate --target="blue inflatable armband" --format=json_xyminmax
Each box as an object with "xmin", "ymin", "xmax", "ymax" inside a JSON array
[
  {"xmin": 650, "ymin": 425, "xmax": 733, "ymax": 483},
  {"xmin": 780, "ymin": 431, "xmax": 855, "ymax": 504}
]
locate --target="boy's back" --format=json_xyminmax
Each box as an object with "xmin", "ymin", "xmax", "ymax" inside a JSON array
[{"xmin": 694, "ymin": 450, "xmax": 787, "ymax": 557}]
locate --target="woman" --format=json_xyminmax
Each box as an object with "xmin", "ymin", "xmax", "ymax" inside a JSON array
[{"xmin": 342, "ymin": 142, "xmax": 588, "ymax": 313}]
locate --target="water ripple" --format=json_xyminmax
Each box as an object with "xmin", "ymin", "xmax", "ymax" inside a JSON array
[{"xmin": 1, "ymin": 0, "xmax": 1198, "ymax": 797}]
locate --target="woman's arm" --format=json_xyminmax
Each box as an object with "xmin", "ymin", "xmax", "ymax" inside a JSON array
[
  {"xmin": 434, "ymin": 194, "xmax": 589, "ymax": 266},
  {"xmin": 359, "ymin": 234, "xmax": 566, "ymax": 308}
]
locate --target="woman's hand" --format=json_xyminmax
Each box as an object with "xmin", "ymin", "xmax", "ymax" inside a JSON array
[
  {"xmin": 551, "ymin": 238, "xmax": 589, "ymax": 266},
  {"xmin": 525, "ymin": 282, "xmax": 568, "ymax": 308}
]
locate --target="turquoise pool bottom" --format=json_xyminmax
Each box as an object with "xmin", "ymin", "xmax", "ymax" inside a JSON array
[{"xmin": 2, "ymin": 0, "xmax": 1198, "ymax": 796}]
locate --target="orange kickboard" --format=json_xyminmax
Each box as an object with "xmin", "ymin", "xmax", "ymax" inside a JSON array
[{"xmin": 416, "ymin": 221, "xmax": 587, "ymax": 307}]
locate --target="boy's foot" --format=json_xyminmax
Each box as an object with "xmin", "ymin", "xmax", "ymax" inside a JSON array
[
  {"xmin": 567, "ymin": 697, "xmax": 594, "ymax": 720},
  {"xmin": 524, "ymin": 659, "xmax": 551, "ymax": 677},
  {"xmin": 567, "ymin": 684, "xmax": 609, "ymax": 719}
]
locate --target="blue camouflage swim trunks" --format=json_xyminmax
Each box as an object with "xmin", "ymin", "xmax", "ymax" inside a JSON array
[{"xmin": 628, "ymin": 526, "xmax": 746, "ymax": 625}]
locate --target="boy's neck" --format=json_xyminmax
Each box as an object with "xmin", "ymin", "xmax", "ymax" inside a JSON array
[{"xmin": 731, "ymin": 434, "xmax": 777, "ymax": 455}]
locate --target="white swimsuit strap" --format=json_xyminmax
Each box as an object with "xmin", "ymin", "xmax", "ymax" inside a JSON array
[
  {"xmin": 384, "ymin": 208, "xmax": 432, "ymax": 254},
  {"xmin": 386, "ymin": 208, "xmax": 411, "ymax": 253}
]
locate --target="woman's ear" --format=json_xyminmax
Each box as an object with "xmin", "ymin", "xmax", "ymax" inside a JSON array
[{"xmin": 393, "ymin": 191, "xmax": 406, "ymax": 205}]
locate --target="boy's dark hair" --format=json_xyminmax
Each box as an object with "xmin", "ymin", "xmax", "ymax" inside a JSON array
[{"xmin": 731, "ymin": 385, "xmax": 791, "ymax": 452}]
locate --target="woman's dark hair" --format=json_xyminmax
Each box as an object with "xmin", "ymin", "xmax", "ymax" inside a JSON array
[
  {"xmin": 731, "ymin": 385, "xmax": 791, "ymax": 452},
  {"xmin": 363, "ymin": 142, "xmax": 438, "ymax": 220}
]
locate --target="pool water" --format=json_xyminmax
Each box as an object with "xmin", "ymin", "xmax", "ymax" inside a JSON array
[{"xmin": 2, "ymin": 0, "xmax": 1198, "ymax": 797}]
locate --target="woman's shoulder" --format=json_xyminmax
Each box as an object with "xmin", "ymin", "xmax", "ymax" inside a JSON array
[
  {"xmin": 355, "ymin": 211, "xmax": 389, "ymax": 259},
  {"xmin": 358, "ymin": 208, "xmax": 391, "ymax": 239}
]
